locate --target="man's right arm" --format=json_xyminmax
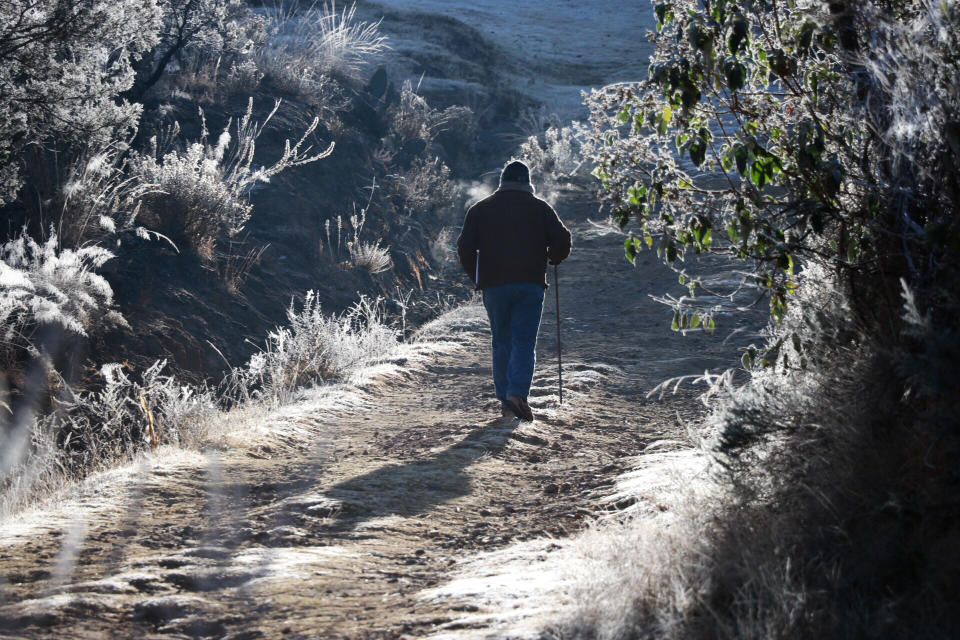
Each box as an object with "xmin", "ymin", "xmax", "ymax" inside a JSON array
[{"xmin": 456, "ymin": 208, "xmax": 479, "ymax": 284}]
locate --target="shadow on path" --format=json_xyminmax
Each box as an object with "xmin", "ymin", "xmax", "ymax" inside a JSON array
[{"xmin": 320, "ymin": 418, "xmax": 521, "ymax": 534}]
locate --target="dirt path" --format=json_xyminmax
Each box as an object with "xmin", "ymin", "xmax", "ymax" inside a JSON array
[{"xmin": 0, "ymin": 194, "xmax": 752, "ymax": 639}]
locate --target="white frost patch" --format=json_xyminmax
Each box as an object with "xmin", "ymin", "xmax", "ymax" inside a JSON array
[
  {"xmin": 419, "ymin": 449, "xmax": 713, "ymax": 639},
  {"xmin": 412, "ymin": 303, "xmax": 486, "ymax": 342},
  {"xmin": 233, "ymin": 545, "xmax": 354, "ymax": 583},
  {"xmin": 600, "ymin": 449, "xmax": 709, "ymax": 518},
  {"xmin": 0, "ymin": 592, "xmax": 127, "ymax": 619},
  {"xmin": 55, "ymin": 572, "xmax": 159, "ymax": 595},
  {"xmin": 0, "ymin": 449, "xmax": 207, "ymax": 547},
  {"xmin": 421, "ymin": 538, "xmax": 577, "ymax": 639}
]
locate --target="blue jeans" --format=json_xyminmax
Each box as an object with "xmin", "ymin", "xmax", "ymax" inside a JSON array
[{"xmin": 482, "ymin": 282, "xmax": 545, "ymax": 405}]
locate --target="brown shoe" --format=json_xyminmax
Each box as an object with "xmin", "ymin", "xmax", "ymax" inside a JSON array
[{"xmin": 505, "ymin": 395, "xmax": 534, "ymax": 422}]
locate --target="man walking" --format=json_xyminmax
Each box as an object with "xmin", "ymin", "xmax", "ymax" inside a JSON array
[{"xmin": 457, "ymin": 160, "xmax": 572, "ymax": 421}]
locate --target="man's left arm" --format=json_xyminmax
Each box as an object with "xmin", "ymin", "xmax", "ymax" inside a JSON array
[{"xmin": 544, "ymin": 204, "xmax": 572, "ymax": 264}]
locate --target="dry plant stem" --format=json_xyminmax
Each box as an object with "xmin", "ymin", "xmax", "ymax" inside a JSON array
[{"xmin": 139, "ymin": 390, "xmax": 158, "ymax": 450}]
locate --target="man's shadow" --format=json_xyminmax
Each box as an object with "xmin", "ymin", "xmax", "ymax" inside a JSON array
[{"xmin": 319, "ymin": 418, "xmax": 521, "ymax": 535}]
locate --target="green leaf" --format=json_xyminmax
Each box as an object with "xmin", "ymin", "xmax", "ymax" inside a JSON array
[
  {"xmin": 734, "ymin": 144, "xmax": 748, "ymax": 175},
  {"xmin": 680, "ymin": 79, "xmax": 701, "ymax": 110},
  {"xmin": 689, "ymin": 138, "xmax": 707, "ymax": 166},
  {"xmin": 613, "ymin": 208, "xmax": 629, "ymax": 229},
  {"xmin": 751, "ymin": 160, "xmax": 766, "ymax": 188},
  {"xmin": 720, "ymin": 147, "xmax": 734, "ymax": 171},
  {"xmin": 770, "ymin": 291, "xmax": 787, "ymax": 323},
  {"xmin": 768, "ymin": 49, "xmax": 797, "ymax": 77},
  {"xmin": 691, "ymin": 312, "xmax": 702, "ymax": 328},
  {"xmin": 656, "ymin": 105, "xmax": 673, "ymax": 136},
  {"xmin": 627, "ymin": 184, "xmax": 645, "ymax": 206},
  {"xmin": 728, "ymin": 18, "xmax": 748, "ymax": 53},
  {"xmin": 624, "ymin": 236, "xmax": 641, "ymax": 264},
  {"xmin": 644, "ymin": 232, "xmax": 653, "ymax": 248},
  {"xmin": 727, "ymin": 222, "xmax": 739, "ymax": 243},
  {"xmin": 723, "ymin": 59, "xmax": 747, "ymax": 91},
  {"xmin": 687, "ymin": 23, "xmax": 709, "ymax": 50},
  {"xmin": 797, "ymin": 21, "xmax": 815, "ymax": 54},
  {"xmin": 654, "ymin": 3, "xmax": 671, "ymax": 28}
]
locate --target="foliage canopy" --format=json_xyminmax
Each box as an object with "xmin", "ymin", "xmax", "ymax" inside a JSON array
[{"xmin": 583, "ymin": 0, "xmax": 959, "ymax": 334}]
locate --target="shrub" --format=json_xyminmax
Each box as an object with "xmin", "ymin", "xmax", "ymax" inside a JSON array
[
  {"xmin": 230, "ymin": 291, "xmax": 398, "ymax": 405},
  {"xmin": 55, "ymin": 361, "xmax": 217, "ymax": 466},
  {"xmin": 217, "ymin": 238, "xmax": 269, "ymax": 294},
  {"xmin": 0, "ymin": 231, "xmax": 126, "ymax": 352},
  {"xmin": 389, "ymin": 82, "xmax": 476, "ymax": 148},
  {"xmin": 321, "ymin": 198, "xmax": 392, "ymax": 275},
  {"xmin": 0, "ymin": 0, "xmax": 161, "ymax": 204},
  {"xmin": 515, "ymin": 106, "xmax": 562, "ymax": 142},
  {"xmin": 428, "ymin": 227, "xmax": 457, "ymax": 268},
  {"xmin": 394, "ymin": 157, "xmax": 454, "ymax": 213},
  {"xmin": 128, "ymin": 0, "xmax": 266, "ymax": 102},
  {"xmin": 392, "ymin": 81, "xmax": 453, "ymax": 142},
  {"xmin": 518, "ymin": 125, "xmax": 584, "ymax": 200},
  {"xmin": 131, "ymin": 99, "xmax": 333, "ymax": 258},
  {"xmin": 348, "ymin": 239, "xmax": 392, "ymax": 274},
  {"xmin": 256, "ymin": 0, "xmax": 388, "ymax": 101},
  {"xmin": 1, "ymin": 360, "xmax": 217, "ymax": 519},
  {"xmin": 55, "ymin": 141, "xmax": 175, "ymax": 249}
]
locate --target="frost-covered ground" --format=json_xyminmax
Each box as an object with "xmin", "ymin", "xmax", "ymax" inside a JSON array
[{"xmin": 371, "ymin": 0, "xmax": 655, "ymax": 120}]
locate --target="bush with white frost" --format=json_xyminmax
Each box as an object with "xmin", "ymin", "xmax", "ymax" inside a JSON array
[
  {"xmin": 0, "ymin": 232, "xmax": 125, "ymax": 348},
  {"xmin": 231, "ymin": 292, "xmax": 397, "ymax": 405},
  {"xmin": 256, "ymin": 1, "xmax": 388, "ymax": 101},
  {"xmin": 1, "ymin": 359, "xmax": 218, "ymax": 518},
  {"xmin": 519, "ymin": 124, "xmax": 584, "ymax": 200},
  {"xmin": 392, "ymin": 81, "xmax": 457, "ymax": 143},
  {"xmin": 131, "ymin": 99, "xmax": 333, "ymax": 257},
  {"xmin": 54, "ymin": 141, "xmax": 177, "ymax": 248},
  {"xmin": 0, "ymin": 0, "xmax": 161, "ymax": 204},
  {"xmin": 394, "ymin": 157, "xmax": 454, "ymax": 213},
  {"xmin": 349, "ymin": 240, "xmax": 392, "ymax": 275},
  {"xmin": 55, "ymin": 360, "xmax": 217, "ymax": 464},
  {"xmin": 129, "ymin": 0, "xmax": 266, "ymax": 101}
]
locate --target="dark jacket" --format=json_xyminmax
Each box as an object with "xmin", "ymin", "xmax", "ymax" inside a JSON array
[{"xmin": 456, "ymin": 183, "xmax": 572, "ymax": 290}]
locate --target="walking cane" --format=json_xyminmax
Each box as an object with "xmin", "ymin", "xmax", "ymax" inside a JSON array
[{"xmin": 554, "ymin": 263, "xmax": 563, "ymax": 405}]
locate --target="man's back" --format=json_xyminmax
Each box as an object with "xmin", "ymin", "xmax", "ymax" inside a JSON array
[
  {"xmin": 457, "ymin": 185, "xmax": 571, "ymax": 290},
  {"xmin": 457, "ymin": 159, "xmax": 572, "ymax": 422}
]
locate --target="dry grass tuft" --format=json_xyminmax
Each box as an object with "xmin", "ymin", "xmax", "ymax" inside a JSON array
[{"xmin": 256, "ymin": 0, "xmax": 388, "ymax": 100}]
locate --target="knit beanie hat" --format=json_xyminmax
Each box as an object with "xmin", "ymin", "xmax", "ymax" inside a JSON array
[{"xmin": 500, "ymin": 160, "xmax": 531, "ymax": 185}]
